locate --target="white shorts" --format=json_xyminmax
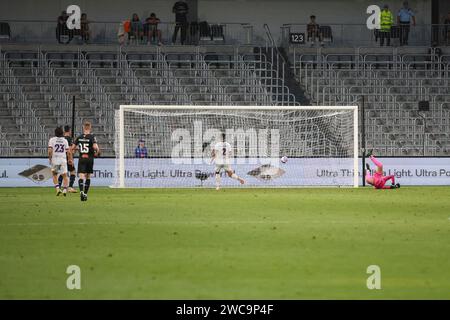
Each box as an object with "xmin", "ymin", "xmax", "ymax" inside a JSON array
[
  {"xmin": 51, "ymin": 162, "xmax": 67, "ymax": 175},
  {"xmin": 215, "ymin": 164, "xmax": 232, "ymax": 173}
]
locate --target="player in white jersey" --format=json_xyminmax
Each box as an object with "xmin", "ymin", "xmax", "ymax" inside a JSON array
[
  {"xmin": 48, "ymin": 127, "xmax": 73, "ymax": 196},
  {"xmin": 211, "ymin": 133, "xmax": 245, "ymax": 190}
]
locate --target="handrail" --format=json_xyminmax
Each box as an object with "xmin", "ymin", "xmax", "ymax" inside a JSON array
[
  {"xmin": 282, "ymin": 23, "xmax": 450, "ymax": 47},
  {"xmin": 264, "ymin": 23, "xmax": 288, "ymax": 68},
  {"xmin": 0, "ymin": 20, "xmax": 256, "ymax": 45},
  {"xmin": 263, "ymin": 24, "xmax": 296, "ymax": 105}
]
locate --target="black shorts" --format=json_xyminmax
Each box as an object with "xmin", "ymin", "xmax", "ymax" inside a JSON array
[
  {"xmin": 78, "ymin": 158, "xmax": 94, "ymax": 174},
  {"xmin": 67, "ymin": 162, "xmax": 75, "ymax": 173}
]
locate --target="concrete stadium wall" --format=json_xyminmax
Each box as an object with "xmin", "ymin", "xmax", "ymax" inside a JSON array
[
  {"xmin": 439, "ymin": 0, "xmax": 450, "ymax": 21},
  {"xmin": 198, "ymin": 0, "xmax": 432, "ymax": 24},
  {"xmin": 0, "ymin": 0, "xmax": 191, "ymax": 23},
  {"xmin": 198, "ymin": 0, "xmax": 432, "ymax": 42},
  {"xmin": 0, "ymin": 0, "xmax": 433, "ymax": 41},
  {"xmin": 0, "ymin": 0, "xmax": 432, "ymax": 24}
]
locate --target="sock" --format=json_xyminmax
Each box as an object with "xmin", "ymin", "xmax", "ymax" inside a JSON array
[
  {"xmin": 84, "ymin": 179, "xmax": 91, "ymax": 194},
  {"xmin": 370, "ymin": 155, "xmax": 383, "ymax": 168},
  {"xmin": 387, "ymin": 175, "xmax": 395, "ymax": 185},
  {"xmin": 78, "ymin": 179, "xmax": 84, "ymax": 193},
  {"xmin": 58, "ymin": 175, "xmax": 63, "ymax": 188},
  {"xmin": 69, "ymin": 174, "xmax": 76, "ymax": 188},
  {"xmin": 215, "ymin": 174, "xmax": 221, "ymax": 188}
]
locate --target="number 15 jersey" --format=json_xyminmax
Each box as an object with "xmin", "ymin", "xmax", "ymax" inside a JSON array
[{"xmin": 74, "ymin": 134, "xmax": 97, "ymax": 160}]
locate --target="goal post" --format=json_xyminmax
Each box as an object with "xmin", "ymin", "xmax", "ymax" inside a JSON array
[{"xmin": 114, "ymin": 105, "xmax": 359, "ymax": 188}]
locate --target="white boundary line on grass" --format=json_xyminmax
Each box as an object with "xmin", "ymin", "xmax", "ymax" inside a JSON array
[
  {"xmin": 0, "ymin": 221, "xmax": 292, "ymax": 227},
  {"xmin": 3, "ymin": 218, "xmax": 434, "ymax": 227}
]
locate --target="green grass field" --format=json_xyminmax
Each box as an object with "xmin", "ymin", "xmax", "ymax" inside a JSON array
[{"xmin": 0, "ymin": 187, "xmax": 449, "ymax": 299}]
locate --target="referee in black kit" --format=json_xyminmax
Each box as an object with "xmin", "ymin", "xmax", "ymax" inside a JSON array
[{"xmin": 172, "ymin": 0, "xmax": 189, "ymax": 45}]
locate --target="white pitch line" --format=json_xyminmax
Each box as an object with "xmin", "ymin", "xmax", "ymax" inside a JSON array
[
  {"xmin": 2, "ymin": 218, "xmax": 440, "ymax": 227},
  {"xmin": 0, "ymin": 220, "xmax": 291, "ymax": 227}
]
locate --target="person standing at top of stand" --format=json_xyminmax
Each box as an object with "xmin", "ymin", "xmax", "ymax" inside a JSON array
[
  {"xmin": 379, "ymin": 4, "xmax": 394, "ymax": 46},
  {"xmin": 397, "ymin": 1, "xmax": 416, "ymax": 46},
  {"xmin": 172, "ymin": 0, "xmax": 189, "ymax": 45}
]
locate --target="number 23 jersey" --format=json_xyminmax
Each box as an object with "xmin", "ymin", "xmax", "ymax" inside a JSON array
[{"xmin": 48, "ymin": 137, "xmax": 70, "ymax": 164}]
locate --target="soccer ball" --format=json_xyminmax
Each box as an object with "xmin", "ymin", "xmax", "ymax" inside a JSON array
[{"xmin": 280, "ymin": 156, "xmax": 288, "ymax": 164}]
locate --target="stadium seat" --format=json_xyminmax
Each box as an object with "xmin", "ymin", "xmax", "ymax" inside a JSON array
[
  {"xmin": 319, "ymin": 26, "xmax": 333, "ymax": 43},
  {"xmin": 0, "ymin": 22, "xmax": 11, "ymax": 41}
]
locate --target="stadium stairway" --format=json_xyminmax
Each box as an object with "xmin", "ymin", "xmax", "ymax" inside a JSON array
[{"xmin": 277, "ymin": 46, "xmax": 310, "ymax": 105}]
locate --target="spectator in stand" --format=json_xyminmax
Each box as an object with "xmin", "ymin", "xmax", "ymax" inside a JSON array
[
  {"xmin": 56, "ymin": 11, "xmax": 73, "ymax": 44},
  {"xmin": 135, "ymin": 139, "xmax": 148, "ymax": 158},
  {"xmin": 129, "ymin": 13, "xmax": 144, "ymax": 43},
  {"xmin": 80, "ymin": 13, "xmax": 91, "ymax": 43},
  {"xmin": 379, "ymin": 5, "xmax": 394, "ymax": 46},
  {"xmin": 172, "ymin": 0, "xmax": 189, "ymax": 45},
  {"xmin": 145, "ymin": 13, "xmax": 163, "ymax": 45},
  {"xmin": 397, "ymin": 1, "xmax": 416, "ymax": 46},
  {"xmin": 118, "ymin": 19, "xmax": 130, "ymax": 45},
  {"xmin": 306, "ymin": 15, "xmax": 323, "ymax": 47}
]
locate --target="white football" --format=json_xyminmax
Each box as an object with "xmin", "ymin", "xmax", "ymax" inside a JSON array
[{"xmin": 281, "ymin": 156, "xmax": 288, "ymax": 163}]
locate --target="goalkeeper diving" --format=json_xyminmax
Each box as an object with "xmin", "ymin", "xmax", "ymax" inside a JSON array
[
  {"xmin": 365, "ymin": 150, "xmax": 400, "ymax": 189},
  {"xmin": 211, "ymin": 133, "xmax": 245, "ymax": 190}
]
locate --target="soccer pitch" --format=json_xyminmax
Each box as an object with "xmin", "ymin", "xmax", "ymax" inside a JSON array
[{"xmin": 0, "ymin": 187, "xmax": 449, "ymax": 299}]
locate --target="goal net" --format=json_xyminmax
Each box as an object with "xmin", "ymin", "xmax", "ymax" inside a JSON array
[{"xmin": 113, "ymin": 105, "xmax": 358, "ymax": 188}]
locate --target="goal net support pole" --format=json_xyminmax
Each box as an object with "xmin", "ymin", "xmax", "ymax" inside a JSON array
[
  {"xmin": 119, "ymin": 106, "xmax": 125, "ymax": 188},
  {"xmin": 116, "ymin": 105, "xmax": 358, "ymax": 188}
]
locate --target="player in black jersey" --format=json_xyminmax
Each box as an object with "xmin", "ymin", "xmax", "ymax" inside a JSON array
[
  {"xmin": 58, "ymin": 125, "xmax": 77, "ymax": 193},
  {"xmin": 71, "ymin": 121, "xmax": 101, "ymax": 202}
]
